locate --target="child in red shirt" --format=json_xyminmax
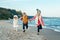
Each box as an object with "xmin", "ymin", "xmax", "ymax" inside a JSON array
[{"xmin": 30, "ymin": 9, "xmax": 44, "ymax": 35}]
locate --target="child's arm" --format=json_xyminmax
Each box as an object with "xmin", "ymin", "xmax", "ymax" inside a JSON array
[
  {"xmin": 30, "ymin": 16, "xmax": 36, "ymax": 21},
  {"xmin": 20, "ymin": 17, "xmax": 23, "ymax": 20}
]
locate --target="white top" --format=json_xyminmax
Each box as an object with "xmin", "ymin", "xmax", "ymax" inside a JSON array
[{"xmin": 13, "ymin": 19, "xmax": 18, "ymax": 27}]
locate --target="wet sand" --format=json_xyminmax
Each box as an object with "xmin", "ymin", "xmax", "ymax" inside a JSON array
[{"xmin": 0, "ymin": 20, "xmax": 60, "ymax": 40}]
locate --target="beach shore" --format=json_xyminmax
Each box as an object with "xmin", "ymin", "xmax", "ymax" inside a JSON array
[{"xmin": 0, "ymin": 20, "xmax": 60, "ymax": 40}]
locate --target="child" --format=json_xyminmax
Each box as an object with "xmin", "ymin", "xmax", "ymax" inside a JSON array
[
  {"xmin": 30, "ymin": 9, "xmax": 44, "ymax": 35},
  {"xmin": 20, "ymin": 12, "xmax": 28, "ymax": 32},
  {"xmin": 13, "ymin": 15, "xmax": 18, "ymax": 31}
]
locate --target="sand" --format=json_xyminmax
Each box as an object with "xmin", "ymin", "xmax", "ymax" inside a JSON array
[
  {"xmin": 0, "ymin": 20, "xmax": 60, "ymax": 40},
  {"xmin": 0, "ymin": 20, "xmax": 46, "ymax": 40}
]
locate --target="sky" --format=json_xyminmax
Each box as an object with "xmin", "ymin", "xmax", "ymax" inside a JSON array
[{"xmin": 0, "ymin": 0, "xmax": 60, "ymax": 17}]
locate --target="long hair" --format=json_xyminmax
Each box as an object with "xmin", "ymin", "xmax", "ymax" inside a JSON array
[{"xmin": 36, "ymin": 9, "xmax": 41, "ymax": 14}]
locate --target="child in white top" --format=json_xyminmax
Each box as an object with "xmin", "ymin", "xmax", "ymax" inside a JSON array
[{"xmin": 13, "ymin": 15, "xmax": 18, "ymax": 31}]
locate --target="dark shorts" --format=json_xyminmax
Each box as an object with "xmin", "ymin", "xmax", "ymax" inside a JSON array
[
  {"xmin": 37, "ymin": 24, "xmax": 42, "ymax": 32},
  {"xmin": 37, "ymin": 24, "xmax": 42, "ymax": 29},
  {"xmin": 23, "ymin": 23, "xmax": 28, "ymax": 30}
]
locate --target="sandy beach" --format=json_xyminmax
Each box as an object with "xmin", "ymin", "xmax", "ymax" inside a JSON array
[{"xmin": 0, "ymin": 20, "xmax": 60, "ymax": 40}]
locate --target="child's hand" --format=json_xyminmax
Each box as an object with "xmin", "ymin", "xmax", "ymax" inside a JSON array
[
  {"xmin": 42, "ymin": 24, "xmax": 45, "ymax": 26},
  {"xmin": 21, "ymin": 18, "xmax": 23, "ymax": 20},
  {"xmin": 29, "ymin": 19, "xmax": 31, "ymax": 21},
  {"xmin": 29, "ymin": 19, "xmax": 31, "ymax": 22},
  {"xmin": 20, "ymin": 17, "xmax": 23, "ymax": 20}
]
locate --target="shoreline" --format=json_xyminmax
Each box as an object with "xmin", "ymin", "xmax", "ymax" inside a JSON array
[{"xmin": 0, "ymin": 20, "xmax": 60, "ymax": 40}]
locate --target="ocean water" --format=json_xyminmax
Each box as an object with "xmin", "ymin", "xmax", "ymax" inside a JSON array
[
  {"xmin": 43, "ymin": 18, "xmax": 60, "ymax": 32},
  {"xmin": 7, "ymin": 17, "xmax": 60, "ymax": 32}
]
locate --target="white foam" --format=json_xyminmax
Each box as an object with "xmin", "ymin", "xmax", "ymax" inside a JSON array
[
  {"xmin": 54, "ymin": 29, "xmax": 60, "ymax": 32},
  {"xmin": 42, "ymin": 26, "xmax": 46, "ymax": 28}
]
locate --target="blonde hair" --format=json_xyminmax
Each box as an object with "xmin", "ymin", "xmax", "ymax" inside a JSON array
[
  {"xmin": 13, "ymin": 15, "xmax": 18, "ymax": 19},
  {"xmin": 36, "ymin": 9, "xmax": 41, "ymax": 13},
  {"xmin": 36, "ymin": 9, "xmax": 41, "ymax": 16}
]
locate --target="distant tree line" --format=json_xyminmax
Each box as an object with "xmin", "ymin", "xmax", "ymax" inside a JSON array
[{"xmin": 0, "ymin": 7, "xmax": 22, "ymax": 20}]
